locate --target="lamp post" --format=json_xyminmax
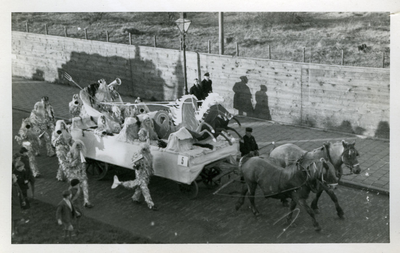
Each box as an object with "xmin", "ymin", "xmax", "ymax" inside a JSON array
[{"xmin": 175, "ymin": 16, "xmax": 192, "ymax": 95}]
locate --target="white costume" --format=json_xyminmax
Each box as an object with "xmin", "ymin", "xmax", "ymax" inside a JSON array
[{"xmin": 51, "ymin": 120, "xmax": 74, "ymax": 181}]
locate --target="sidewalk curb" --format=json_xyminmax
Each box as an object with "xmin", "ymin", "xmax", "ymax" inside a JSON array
[{"xmin": 339, "ymin": 179, "xmax": 389, "ymax": 196}]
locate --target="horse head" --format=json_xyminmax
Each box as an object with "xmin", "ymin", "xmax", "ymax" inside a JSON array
[{"xmin": 341, "ymin": 140, "xmax": 361, "ymax": 174}]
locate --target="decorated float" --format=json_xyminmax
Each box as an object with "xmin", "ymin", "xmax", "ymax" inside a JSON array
[{"xmin": 66, "ymin": 74, "xmax": 241, "ymax": 198}]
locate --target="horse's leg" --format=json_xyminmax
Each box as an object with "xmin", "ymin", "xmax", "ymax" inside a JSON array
[
  {"xmin": 319, "ymin": 184, "xmax": 345, "ymax": 219},
  {"xmin": 248, "ymin": 183, "xmax": 260, "ymax": 216},
  {"xmin": 224, "ymin": 127, "xmax": 243, "ymax": 140},
  {"xmin": 217, "ymin": 131, "xmax": 233, "ymax": 145},
  {"xmin": 231, "ymin": 116, "xmax": 241, "ymax": 127},
  {"xmin": 196, "ymin": 122, "xmax": 215, "ymax": 134},
  {"xmin": 286, "ymin": 198, "xmax": 297, "ymax": 225},
  {"xmin": 198, "ymin": 130, "xmax": 216, "ymax": 142},
  {"xmin": 30, "ymin": 181, "xmax": 35, "ymax": 199},
  {"xmin": 235, "ymin": 182, "xmax": 248, "ymax": 211},
  {"xmin": 297, "ymin": 197, "xmax": 321, "ymax": 232},
  {"xmin": 310, "ymin": 189, "xmax": 323, "ymax": 214}
]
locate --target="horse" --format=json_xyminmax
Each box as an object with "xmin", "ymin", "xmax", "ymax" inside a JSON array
[
  {"xmin": 269, "ymin": 140, "xmax": 361, "ymax": 218},
  {"xmin": 235, "ymin": 155, "xmax": 338, "ymax": 232}
]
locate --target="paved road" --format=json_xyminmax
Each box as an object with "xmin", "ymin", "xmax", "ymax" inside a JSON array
[{"xmin": 12, "ymin": 109, "xmax": 389, "ymax": 243}]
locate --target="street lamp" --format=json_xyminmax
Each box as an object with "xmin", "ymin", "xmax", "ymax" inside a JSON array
[{"xmin": 175, "ymin": 17, "xmax": 192, "ymax": 95}]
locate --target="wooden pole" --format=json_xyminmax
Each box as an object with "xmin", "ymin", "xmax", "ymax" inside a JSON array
[
  {"xmin": 268, "ymin": 45, "xmax": 271, "ymax": 59},
  {"xmin": 106, "ymin": 30, "xmax": 109, "ymax": 42},
  {"xmin": 303, "ymin": 48, "xmax": 306, "ymax": 62},
  {"xmin": 44, "ymin": 24, "xmax": 48, "ymax": 35},
  {"xmin": 154, "ymin": 35, "xmax": 157, "ymax": 47},
  {"xmin": 84, "ymin": 28, "xmax": 88, "ymax": 40},
  {"xmin": 129, "ymin": 33, "xmax": 132, "ymax": 45},
  {"xmin": 382, "ymin": 52, "xmax": 385, "ymax": 68},
  {"xmin": 236, "ymin": 42, "xmax": 239, "ymax": 57},
  {"xmin": 64, "ymin": 26, "xmax": 67, "ymax": 37},
  {"xmin": 180, "ymin": 37, "xmax": 183, "ymax": 51},
  {"xmin": 25, "ymin": 22, "xmax": 29, "ymax": 32},
  {"xmin": 341, "ymin": 50, "xmax": 344, "ymax": 65},
  {"xmin": 219, "ymin": 12, "xmax": 224, "ymax": 55},
  {"xmin": 208, "ymin": 40, "xmax": 211, "ymax": 53}
]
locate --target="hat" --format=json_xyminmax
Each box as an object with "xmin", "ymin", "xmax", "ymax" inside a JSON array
[
  {"xmin": 245, "ymin": 127, "xmax": 253, "ymax": 132},
  {"xmin": 41, "ymin": 96, "xmax": 49, "ymax": 101},
  {"xmin": 204, "ymin": 72, "xmax": 210, "ymax": 76},
  {"xmin": 62, "ymin": 190, "xmax": 71, "ymax": 198},
  {"xmin": 70, "ymin": 179, "xmax": 80, "ymax": 187},
  {"xmin": 19, "ymin": 147, "xmax": 28, "ymax": 154}
]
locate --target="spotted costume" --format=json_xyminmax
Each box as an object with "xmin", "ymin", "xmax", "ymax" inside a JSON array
[
  {"xmin": 65, "ymin": 140, "xmax": 92, "ymax": 207},
  {"xmin": 41, "ymin": 97, "xmax": 56, "ymax": 132},
  {"xmin": 52, "ymin": 120, "xmax": 74, "ymax": 181},
  {"xmin": 111, "ymin": 144, "xmax": 156, "ymax": 210},
  {"xmin": 30, "ymin": 102, "xmax": 55, "ymax": 157}
]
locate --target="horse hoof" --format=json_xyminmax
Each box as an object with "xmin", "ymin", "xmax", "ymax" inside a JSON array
[
  {"xmin": 315, "ymin": 226, "xmax": 322, "ymax": 232},
  {"xmin": 338, "ymin": 213, "xmax": 345, "ymax": 219}
]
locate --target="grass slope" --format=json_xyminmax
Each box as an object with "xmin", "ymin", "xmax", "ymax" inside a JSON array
[{"xmin": 12, "ymin": 12, "xmax": 390, "ymax": 68}]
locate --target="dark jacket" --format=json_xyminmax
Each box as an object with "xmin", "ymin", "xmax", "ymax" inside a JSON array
[
  {"xmin": 240, "ymin": 135, "xmax": 259, "ymax": 156},
  {"xmin": 190, "ymin": 84, "xmax": 205, "ymax": 100},
  {"xmin": 56, "ymin": 199, "xmax": 76, "ymax": 224},
  {"xmin": 201, "ymin": 79, "xmax": 213, "ymax": 97}
]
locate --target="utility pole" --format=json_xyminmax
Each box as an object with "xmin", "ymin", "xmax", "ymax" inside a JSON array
[{"xmin": 219, "ymin": 12, "xmax": 224, "ymax": 55}]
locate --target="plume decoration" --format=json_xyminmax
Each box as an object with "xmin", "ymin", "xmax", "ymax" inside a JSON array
[{"xmin": 196, "ymin": 93, "xmax": 225, "ymax": 122}]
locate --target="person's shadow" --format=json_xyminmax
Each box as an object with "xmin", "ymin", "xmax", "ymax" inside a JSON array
[
  {"xmin": 232, "ymin": 76, "xmax": 254, "ymax": 116},
  {"xmin": 254, "ymin": 84, "xmax": 271, "ymax": 120}
]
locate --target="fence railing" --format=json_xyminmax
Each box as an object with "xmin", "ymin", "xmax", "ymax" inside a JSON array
[{"xmin": 15, "ymin": 22, "xmax": 390, "ymax": 68}]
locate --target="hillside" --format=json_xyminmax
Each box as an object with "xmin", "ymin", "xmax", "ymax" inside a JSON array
[{"xmin": 12, "ymin": 12, "xmax": 390, "ymax": 68}]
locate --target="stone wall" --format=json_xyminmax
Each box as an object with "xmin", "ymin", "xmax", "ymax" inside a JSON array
[{"xmin": 12, "ymin": 31, "xmax": 390, "ymax": 138}]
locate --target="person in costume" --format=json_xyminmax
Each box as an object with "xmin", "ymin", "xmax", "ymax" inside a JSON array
[
  {"xmin": 65, "ymin": 140, "xmax": 94, "ymax": 208},
  {"xmin": 29, "ymin": 101, "xmax": 55, "ymax": 157},
  {"xmin": 111, "ymin": 143, "xmax": 157, "ymax": 211},
  {"xmin": 52, "ymin": 120, "xmax": 74, "ymax": 181}
]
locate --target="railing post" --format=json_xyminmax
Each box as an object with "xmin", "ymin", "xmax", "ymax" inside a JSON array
[
  {"xmin": 382, "ymin": 51, "xmax": 385, "ymax": 68},
  {"xmin": 268, "ymin": 45, "xmax": 271, "ymax": 59},
  {"xmin": 25, "ymin": 22, "xmax": 29, "ymax": 32},
  {"xmin": 180, "ymin": 37, "xmax": 183, "ymax": 51},
  {"xmin": 208, "ymin": 40, "xmax": 211, "ymax": 53},
  {"xmin": 64, "ymin": 26, "xmax": 68, "ymax": 37},
  {"xmin": 129, "ymin": 33, "xmax": 132, "ymax": 45},
  {"xmin": 84, "ymin": 28, "xmax": 88, "ymax": 40},
  {"xmin": 154, "ymin": 35, "xmax": 157, "ymax": 47},
  {"xmin": 236, "ymin": 42, "xmax": 239, "ymax": 57},
  {"xmin": 106, "ymin": 30, "xmax": 109, "ymax": 42},
  {"xmin": 44, "ymin": 24, "xmax": 48, "ymax": 35},
  {"xmin": 303, "ymin": 48, "xmax": 306, "ymax": 62},
  {"xmin": 341, "ymin": 50, "xmax": 344, "ymax": 65}
]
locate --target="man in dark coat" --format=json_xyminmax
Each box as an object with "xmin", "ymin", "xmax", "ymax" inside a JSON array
[
  {"xmin": 240, "ymin": 127, "xmax": 259, "ymax": 156},
  {"xmin": 189, "ymin": 78, "xmax": 204, "ymax": 101},
  {"xmin": 201, "ymin": 72, "xmax": 213, "ymax": 98}
]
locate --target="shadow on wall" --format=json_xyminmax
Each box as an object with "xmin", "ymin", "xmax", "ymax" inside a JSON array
[
  {"xmin": 232, "ymin": 76, "xmax": 272, "ymax": 120},
  {"xmin": 232, "ymin": 76, "xmax": 254, "ymax": 117},
  {"xmin": 32, "ymin": 69, "xmax": 45, "ymax": 81},
  {"xmin": 55, "ymin": 45, "xmax": 179, "ymax": 101},
  {"xmin": 375, "ymin": 121, "xmax": 390, "ymax": 139},
  {"xmin": 173, "ymin": 55, "xmax": 185, "ymax": 99},
  {"xmin": 254, "ymin": 84, "xmax": 272, "ymax": 120}
]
